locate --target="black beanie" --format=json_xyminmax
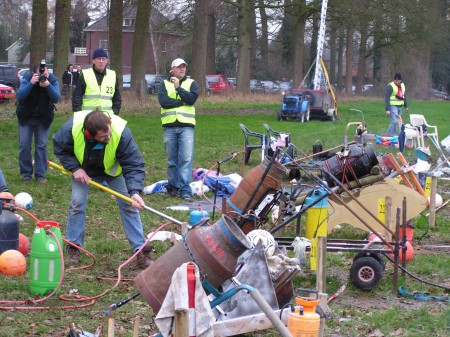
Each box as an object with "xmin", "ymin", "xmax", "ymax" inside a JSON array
[{"xmin": 394, "ymin": 73, "xmax": 402, "ymax": 80}]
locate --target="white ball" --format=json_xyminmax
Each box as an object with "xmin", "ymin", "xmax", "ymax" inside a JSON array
[
  {"xmin": 427, "ymin": 193, "xmax": 443, "ymax": 208},
  {"xmin": 15, "ymin": 192, "xmax": 33, "ymax": 210},
  {"xmin": 246, "ymin": 229, "xmax": 276, "ymax": 257},
  {"xmin": 189, "ymin": 181, "xmax": 210, "ymax": 197}
]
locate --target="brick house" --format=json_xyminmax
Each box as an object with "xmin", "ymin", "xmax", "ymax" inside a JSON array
[{"xmin": 74, "ymin": 7, "xmax": 187, "ymax": 74}]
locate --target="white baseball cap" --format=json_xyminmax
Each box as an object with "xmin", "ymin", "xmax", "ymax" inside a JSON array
[{"xmin": 171, "ymin": 58, "xmax": 187, "ymax": 68}]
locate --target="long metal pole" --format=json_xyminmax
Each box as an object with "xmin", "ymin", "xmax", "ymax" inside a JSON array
[{"xmin": 47, "ymin": 161, "xmax": 183, "ymax": 226}]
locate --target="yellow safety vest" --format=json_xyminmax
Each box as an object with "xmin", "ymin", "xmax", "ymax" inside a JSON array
[
  {"xmin": 72, "ymin": 111, "xmax": 127, "ymax": 177},
  {"xmin": 160, "ymin": 79, "xmax": 196, "ymax": 125},
  {"xmin": 389, "ymin": 82, "xmax": 406, "ymax": 106},
  {"xmin": 81, "ymin": 68, "xmax": 116, "ymax": 114}
]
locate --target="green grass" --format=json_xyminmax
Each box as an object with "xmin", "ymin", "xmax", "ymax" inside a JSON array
[{"xmin": 0, "ymin": 95, "xmax": 449, "ymax": 336}]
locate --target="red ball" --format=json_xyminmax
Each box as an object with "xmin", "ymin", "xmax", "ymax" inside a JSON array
[
  {"xmin": 18, "ymin": 233, "xmax": 30, "ymax": 256},
  {"xmin": 0, "ymin": 249, "xmax": 27, "ymax": 276}
]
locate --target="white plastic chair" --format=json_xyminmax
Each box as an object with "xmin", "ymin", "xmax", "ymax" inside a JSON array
[{"xmin": 409, "ymin": 114, "xmax": 439, "ymax": 149}]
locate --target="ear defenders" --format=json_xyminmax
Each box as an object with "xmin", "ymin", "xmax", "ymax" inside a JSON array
[
  {"xmin": 82, "ymin": 110, "xmax": 113, "ymax": 141},
  {"xmin": 84, "ymin": 129, "xmax": 94, "ymax": 140}
]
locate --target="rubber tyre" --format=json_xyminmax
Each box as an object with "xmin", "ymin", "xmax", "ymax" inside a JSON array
[
  {"xmin": 277, "ymin": 111, "xmax": 283, "ymax": 121},
  {"xmin": 350, "ymin": 256, "xmax": 384, "ymax": 291},
  {"xmin": 353, "ymin": 252, "xmax": 386, "ymax": 271}
]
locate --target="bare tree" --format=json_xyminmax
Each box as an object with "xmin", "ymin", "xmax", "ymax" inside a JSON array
[
  {"xmin": 53, "ymin": 0, "xmax": 71, "ymax": 89},
  {"xmin": 345, "ymin": 26, "xmax": 353, "ymax": 95},
  {"xmin": 130, "ymin": 0, "xmax": 152, "ymax": 97},
  {"xmin": 108, "ymin": 0, "xmax": 123, "ymax": 83},
  {"xmin": 30, "ymin": 0, "xmax": 47, "ymax": 68}
]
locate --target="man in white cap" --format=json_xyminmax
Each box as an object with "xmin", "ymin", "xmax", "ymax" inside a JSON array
[
  {"xmin": 72, "ymin": 48, "xmax": 122, "ymax": 115},
  {"xmin": 158, "ymin": 58, "xmax": 199, "ymax": 201}
]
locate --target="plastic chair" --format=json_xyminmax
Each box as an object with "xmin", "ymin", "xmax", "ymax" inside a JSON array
[
  {"xmin": 239, "ymin": 124, "xmax": 266, "ymax": 166},
  {"xmin": 409, "ymin": 114, "xmax": 439, "ymax": 149},
  {"xmin": 263, "ymin": 124, "xmax": 293, "ymax": 159}
]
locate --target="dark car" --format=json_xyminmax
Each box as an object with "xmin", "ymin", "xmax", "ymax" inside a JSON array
[
  {"xmin": 145, "ymin": 74, "xmax": 164, "ymax": 94},
  {"xmin": 0, "ymin": 65, "xmax": 20, "ymax": 89}
]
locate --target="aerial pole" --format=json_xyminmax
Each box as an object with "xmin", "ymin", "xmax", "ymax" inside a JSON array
[{"xmin": 313, "ymin": 0, "xmax": 328, "ymax": 90}]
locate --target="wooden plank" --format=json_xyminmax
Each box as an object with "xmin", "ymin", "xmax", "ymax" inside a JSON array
[
  {"xmin": 108, "ymin": 318, "xmax": 115, "ymax": 337},
  {"xmin": 396, "ymin": 152, "xmax": 426, "ymax": 197},
  {"xmin": 174, "ymin": 309, "xmax": 189, "ymax": 337},
  {"xmin": 316, "ymin": 236, "xmax": 327, "ymax": 294},
  {"xmin": 429, "ymin": 176, "xmax": 438, "ymax": 227},
  {"xmin": 387, "ymin": 153, "xmax": 414, "ymax": 188},
  {"xmin": 328, "ymin": 179, "xmax": 427, "ymax": 233}
]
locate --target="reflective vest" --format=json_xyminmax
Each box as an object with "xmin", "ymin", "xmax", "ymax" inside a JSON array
[
  {"xmin": 72, "ymin": 111, "xmax": 127, "ymax": 177},
  {"xmin": 160, "ymin": 79, "xmax": 196, "ymax": 125},
  {"xmin": 389, "ymin": 82, "xmax": 406, "ymax": 106},
  {"xmin": 81, "ymin": 68, "xmax": 116, "ymax": 114}
]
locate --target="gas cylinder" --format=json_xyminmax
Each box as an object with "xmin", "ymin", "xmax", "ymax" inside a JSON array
[
  {"xmin": 189, "ymin": 204, "xmax": 209, "ymax": 225},
  {"xmin": 287, "ymin": 297, "xmax": 320, "ymax": 337},
  {"xmin": 0, "ymin": 199, "xmax": 19, "ymax": 254},
  {"xmin": 29, "ymin": 221, "xmax": 63, "ymax": 296},
  {"xmin": 304, "ymin": 189, "xmax": 328, "ymax": 239}
]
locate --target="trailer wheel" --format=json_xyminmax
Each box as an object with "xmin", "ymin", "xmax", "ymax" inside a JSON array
[
  {"xmin": 277, "ymin": 111, "xmax": 283, "ymax": 121},
  {"xmin": 350, "ymin": 256, "xmax": 384, "ymax": 291},
  {"xmin": 353, "ymin": 252, "xmax": 386, "ymax": 271},
  {"xmin": 329, "ymin": 111, "xmax": 337, "ymax": 122}
]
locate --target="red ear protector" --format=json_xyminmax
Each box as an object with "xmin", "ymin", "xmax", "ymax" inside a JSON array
[{"xmin": 84, "ymin": 129, "xmax": 94, "ymax": 140}]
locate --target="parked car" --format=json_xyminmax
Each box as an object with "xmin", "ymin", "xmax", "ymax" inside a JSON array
[
  {"xmin": 250, "ymin": 79, "xmax": 266, "ymax": 93},
  {"xmin": 228, "ymin": 77, "xmax": 237, "ymax": 88},
  {"xmin": 205, "ymin": 74, "xmax": 233, "ymax": 94},
  {"xmin": 0, "ymin": 65, "xmax": 20, "ymax": 89},
  {"xmin": 0, "ymin": 83, "xmax": 16, "ymax": 103},
  {"xmin": 145, "ymin": 74, "xmax": 164, "ymax": 94},
  {"xmin": 261, "ymin": 80, "xmax": 281, "ymax": 93},
  {"xmin": 18, "ymin": 68, "xmax": 54, "ymax": 83},
  {"xmin": 123, "ymin": 74, "xmax": 164, "ymax": 94}
]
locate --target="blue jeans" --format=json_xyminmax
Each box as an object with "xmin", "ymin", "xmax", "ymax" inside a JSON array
[
  {"xmin": 163, "ymin": 127, "xmax": 194, "ymax": 197},
  {"xmin": 18, "ymin": 123, "xmax": 50, "ymax": 180},
  {"xmin": 386, "ymin": 105, "xmax": 402, "ymax": 135},
  {"xmin": 65, "ymin": 175, "xmax": 146, "ymax": 252},
  {"xmin": 0, "ymin": 168, "xmax": 7, "ymax": 192}
]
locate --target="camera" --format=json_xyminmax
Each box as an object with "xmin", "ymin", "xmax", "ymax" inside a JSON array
[{"xmin": 39, "ymin": 59, "xmax": 47, "ymax": 82}]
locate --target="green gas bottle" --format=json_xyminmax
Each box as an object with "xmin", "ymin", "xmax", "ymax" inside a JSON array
[{"xmin": 29, "ymin": 221, "xmax": 63, "ymax": 296}]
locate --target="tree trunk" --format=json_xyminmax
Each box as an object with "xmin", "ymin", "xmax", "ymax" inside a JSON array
[
  {"xmin": 206, "ymin": 11, "xmax": 216, "ymax": 74},
  {"xmin": 236, "ymin": 0, "xmax": 252, "ymax": 95},
  {"xmin": 54, "ymin": 0, "xmax": 71, "ymax": 93},
  {"xmin": 336, "ymin": 27, "xmax": 344, "ymax": 92},
  {"xmin": 293, "ymin": 12, "xmax": 307, "ymax": 87},
  {"xmin": 191, "ymin": 0, "xmax": 209, "ymax": 94},
  {"xmin": 328, "ymin": 20, "xmax": 337, "ymax": 85},
  {"xmin": 108, "ymin": 0, "xmax": 123, "ymax": 84},
  {"xmin": 345, "ymin": 26, "xmax": 353, "ymax": 94},
  {"xmin": 355, "ymin": 26, "xmax": 368, "ymax": 94},
  {"xmin": 258, "ymin": 0, "xmax": 269, "ymax": 72},
  {"xmin": 30, "ymin": 0, "xmax": 48, "ymax": 68},
  {"xmin": 130, "ymin": 0, "xmax": 152, "ymax": 97}
]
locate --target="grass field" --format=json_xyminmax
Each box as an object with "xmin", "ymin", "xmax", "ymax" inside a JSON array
[{"xmin": 0, "ymin": 94, "xmax": 448, "ymax": 336}]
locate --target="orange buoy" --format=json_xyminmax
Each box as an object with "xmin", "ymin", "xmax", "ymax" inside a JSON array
[
  {"xmin": 18, "ymin": 233, "xmax": 30, "ymax": 256},
  {"xmin": 388, "ymin": 241, "xmax": 414, "ymax": 263},
  {"xmin": 0, "ymin": 249, "xmax": 27, "ymax": 276}
]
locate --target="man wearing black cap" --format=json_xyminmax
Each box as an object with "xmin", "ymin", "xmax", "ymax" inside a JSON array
[
  {"xmin": 385, "ymin": 73, "xmax": 408, "ymax": 135},
  {"xmin": 72, "ymin": 48, "xmax": 122, "ymax": 115}
]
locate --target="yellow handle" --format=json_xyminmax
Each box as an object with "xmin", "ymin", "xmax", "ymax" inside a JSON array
[{"xmin": 47, "ymin": 160, "xmax": 134, "ymax": 203}]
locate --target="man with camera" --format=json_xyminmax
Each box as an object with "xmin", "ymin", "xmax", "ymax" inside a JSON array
[
  {"xmin": 16, "ymin": 60, "xmax": 60, "ymax": 184},
  {"xmin": 72, "ymin": 48, "xmax": 121, "ymax": 115}
]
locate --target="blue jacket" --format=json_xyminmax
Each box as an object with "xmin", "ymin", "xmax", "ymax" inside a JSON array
[
  {"xmin": 52, "ymin": 115, "xmax": 146, "ymax": 195},
  {"xmin": 16, "ymin": 72, "xmax": 60, "ymax": 128}
]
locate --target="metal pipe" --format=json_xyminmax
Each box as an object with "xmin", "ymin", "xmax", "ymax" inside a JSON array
[{"xmin": 47, "ymin": 161, "xmax": 183, "ymax": 226}]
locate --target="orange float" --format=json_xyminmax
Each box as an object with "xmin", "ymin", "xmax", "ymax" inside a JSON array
[
  {"xmin": 0, "ymin": 249, "xmax": 27, "ymax": 276},
  {"xmin": 18, "ymin": 233, "xmax": 30, "ymax": 256}
]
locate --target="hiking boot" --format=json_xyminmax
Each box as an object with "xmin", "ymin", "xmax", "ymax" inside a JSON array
[
  {"xmin": 164, "ymin": 185, "xmax": 178, "ymax": 198},
  {"xmin": 136, "ymin": 244, "xmax": 154, "ymax": 269},
  {"xmin": 36, "ymin": 178, "xmax": 48, "ymax": 184},
  {"xmin": 67, "ymin": 246, "xmax": 80, "ymax": 266},
  {"xmin": 181, "ymin": 194, "xmax": 193, "ymax": 202}
]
